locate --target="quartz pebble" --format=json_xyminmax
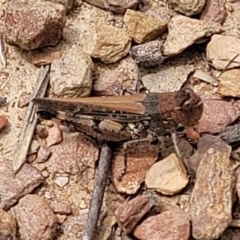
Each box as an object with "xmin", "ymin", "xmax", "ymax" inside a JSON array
[
  {"xmin": 54, "ymin": 175, "xmax": 69, "ymax": 187},
  {"xmin": 145, "ymin": 153, "xmax": 188, "ymax": 195}
]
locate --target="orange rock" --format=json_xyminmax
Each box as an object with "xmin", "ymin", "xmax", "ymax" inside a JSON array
[{"xmin": 0, "ymin": 115, "xmax": 8, "ymax": 132}]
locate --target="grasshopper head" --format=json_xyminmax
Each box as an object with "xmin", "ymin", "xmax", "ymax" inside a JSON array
[{"xmin": 174, "ymin": 87, "xmax": 203, "ymax": 127}]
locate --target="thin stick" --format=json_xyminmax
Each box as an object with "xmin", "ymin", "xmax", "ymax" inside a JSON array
[
  {"xmin": 82, "ymin": 143, "xmax": 112, "ymax": 240},
  {"xmin": 217, "ymin": 53, "xmax": 239, "ymax": 78},
  {"xmin": 12, "ymin": 65, "xmax": 50, "ymax": 174},
  {"xmin": 133, "ymin": 63, "xmax": 140, "ymax": 92},
  {"xmin": 0, "ymin": 34, "xmax": 6, "ymax": 68},
  {"xmin": 170, "ymin": 130, "xmax": 182, "ymax": 159}
]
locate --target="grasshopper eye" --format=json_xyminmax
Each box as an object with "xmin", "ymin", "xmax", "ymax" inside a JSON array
[{"xmin": 183, "ymin": 100, "xmax": 191, "ymax": 109}]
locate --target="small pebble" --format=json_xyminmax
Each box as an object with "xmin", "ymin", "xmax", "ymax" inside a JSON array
[
  {"xmin": 54, "ymin": 176, "xmax": 69, "ymax": 188},
  {"xmin": 56, "ymin": 214, "xmax": 67, "ymax": 224},
  {"xmin": 36, "ymin": 125, "xmax": 48, "ymax": 139},
  {"xmin": 17, "ymin": 92, "xmax": 30, "ymax": 108},
  {"xmin": 37, "ymin": 145, "xmax": 51, "ymax": 163},
  {"xmin": 41, "ymin": 170, "xmax": 49, "ymax": 178},
  {"xmin": 0, "ymin": 115, "xmax": 8, "ymax": 132},
  {"xmin": 27, "ymin": 154, "xmax": 37, "ymax": 163}
]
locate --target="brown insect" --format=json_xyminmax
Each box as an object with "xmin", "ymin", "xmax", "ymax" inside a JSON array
[{"xmin": 32, "ymin": 87, "xmax": 203, "ymax": 142}]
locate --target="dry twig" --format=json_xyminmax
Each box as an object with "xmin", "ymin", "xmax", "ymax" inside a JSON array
[
  {"xmin": 82, "ymin": 143, "xmax": 112, "ymax": 240},
  {"xmin": 12, "ymin": 65, "xmax": 50, "ymax": 174},
  {"xmin": 0, "ymin": 35, "xmax": 6, "ymax": 68}
]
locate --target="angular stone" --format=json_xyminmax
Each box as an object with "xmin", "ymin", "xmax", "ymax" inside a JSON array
[
  {"xmin": 12, "ymin": 194, "xmax": 57, "ymax": 240},
  {"xmin": 104, "ymin": 0, "xmax": 139, "ymax": 13},
  {"xmin": 54, "ymin": 175, "xmax": 69, "ymax": 187},
  {"xmin": 186, "ymin": 134, "xmax": 227, "ymax": 173},
  {"xmin": 0, "ymin": 209, "xmax": 17, "ymax": 240},
  {"xmin": 112, "ymin": 142, "xmax": 158, "ymax": 195},
  {"xmin": 142, "ymin": 64, "xmax": 194, "ymax": 92},
  {"xmin": 47, "ymin": 128, "xmax": 99, "ymax": 175},
  {"xmin": 200, "ymin": 0, "xmax": 225, "ymax": 23},
  {"xmin": 142, "ymin": 5, "xmax": 176, "ymax": 23},
  {"xmin": 193, "ymin": 69, "xmax": 219, "ymax": 87},
  {"xmin": 163, "ymin": 15, "xmax": 221, "ymax": 57},
  {"xmin": 217, "ymin": 69, "xmax": 240, "ymax": 98},
  {"xmin": 56, "ymin": 214, "xmax": 67, "ymax": 224},
  {"xmin": 46, "ymin": 124, "xmax": 62, "ymax": 147},
  {"xmin": 134, "ymin": 208, "xmax": 190, "ymax": 240},
  {"xmin": 115, "ymin": 195, "xmax": 152, "ymax": 233},
  {"xmin": 28, "ymin": 139, "xmax": 40, "ymax": 155},
  {"xmin": 0, "ymin": 159, "xmax": 44, "ymax": 210},
  {"xmin": 50, "ymin": 50, "xmax": 93, "ymax": 97},
  {"xmin": 123, "ymin": 9, "xmax": 167, "ymax": 44},
  {"xmin": 168, "ymin": 0, "xmax": 206, "ymax": 16},
  {"xmin": 37, "ymin": 145, "xmax": 52, "ymax": 163},
  {"xmin": 206, "ymin": 34, "xmax": 240, "ymax": 70},
  {"xmin": 50, "ymin": 201, "xmax": 71, "ymax": 215},
  {"xmin": 31, "ymin": 51, "xmax": 62, "ymax": 66},
  {"xmin": 84, "ymin": 23, "xmax": 131, "ymax": 64},
  {"xmin": 17, "ymin": 92, "xmax": 31, "ymax": 108},
  {"xmin": 145, "ymin": 153, "xmax": 188, "ymax": 195},
  {"xmin": 196, "ymin": 95, "xmax": 240, "ymax": 134},
  {"xmin": 190, "ymin": 141, "xmax": 234, "ymax": 239},
  {"xmin": 3, "ymin": 0, "xmax": 66, "ymax": 50},
  {"xmin": 130, "ymin": 40, "xmax": 164, "ymax": 67},
  {"xmin": 60, "ymin": 209, "xmax": 89, "ymax": 239},
  {"xmin": 93, "ymin": 70, "xmax": 132, "ymax": 96},
  {"xmin": 219, "ymin": 124, "xmax": 240, "ymax": 145}
]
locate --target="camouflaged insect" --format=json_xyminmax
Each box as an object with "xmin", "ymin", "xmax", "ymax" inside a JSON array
[{"xmin": 33, "ymin": 87, "xmax": 203, "ymax": 142}]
